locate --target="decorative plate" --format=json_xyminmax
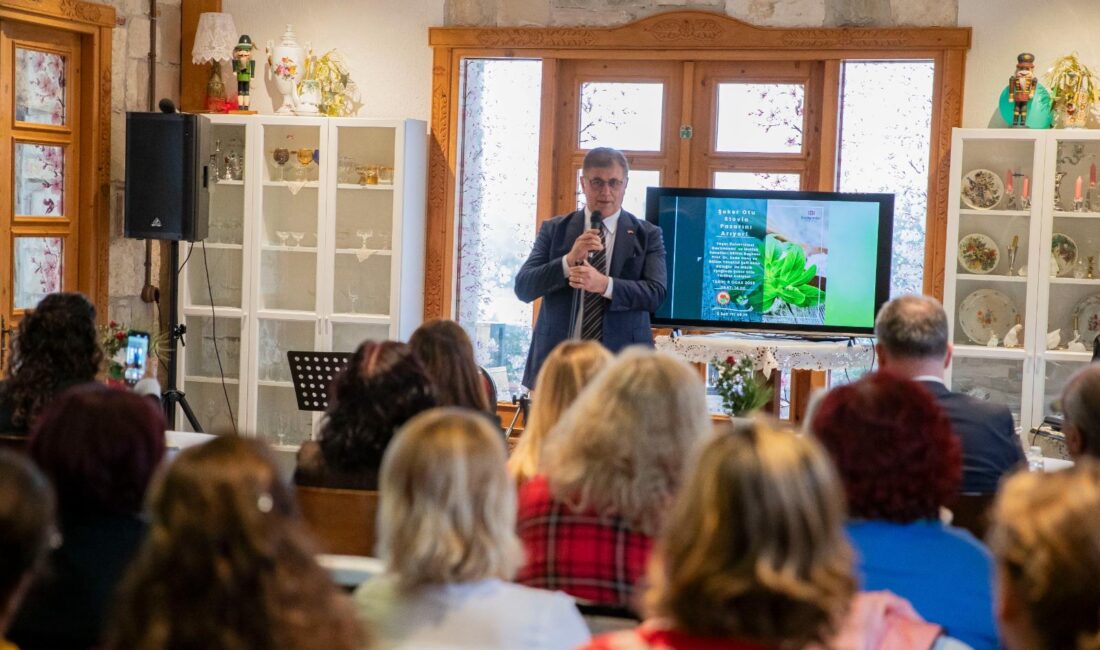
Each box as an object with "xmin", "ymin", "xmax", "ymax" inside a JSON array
[
  {"xmin": 1052, "ymin": 232, "xmax": 1078, "ymax": 277},
  {"xmin": 1072, "ymin": 294, "xmax": 1100, "ymax": 337},
  {"xmin": 961, "ymin": 169, "xmax": 1004, "ymax": 210},
  {"xmin": 957, "ymin": 233, "xmax": 1000, "ymax": 274},
  {"xmin": 958, "ymin": 289, "xmax": 1018, "ymax": 345}
]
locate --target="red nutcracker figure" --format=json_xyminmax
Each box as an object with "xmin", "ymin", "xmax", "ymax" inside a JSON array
[{"xmin": 1009, "ymin": 53, "xmax": 1038, "ymax": 127}]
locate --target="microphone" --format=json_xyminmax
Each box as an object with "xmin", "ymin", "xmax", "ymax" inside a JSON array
[
  {"xmin": 158, "ymin": 98, "xmax": 176, "ymax": 114},
  {"xmin": 587, "ymin": 210, "xmax": 602, "ymax": 265}
]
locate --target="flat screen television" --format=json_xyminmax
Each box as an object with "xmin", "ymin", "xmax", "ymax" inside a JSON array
[{"xmin": 646, "ymin": 187, "xmax": 894, "ymax": 336}]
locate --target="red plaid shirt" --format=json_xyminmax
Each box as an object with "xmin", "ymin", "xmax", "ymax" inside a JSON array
[{"xmin": 515, "ymin": 474, "xmax": 654, "ymax": 607}]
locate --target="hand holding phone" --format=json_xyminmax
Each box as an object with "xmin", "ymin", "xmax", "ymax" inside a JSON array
[{"xmin": 124, "ymin": 331, "xmax": 150, "ymax": 387}]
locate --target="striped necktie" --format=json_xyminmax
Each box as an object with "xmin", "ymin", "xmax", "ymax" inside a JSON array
[{"xmin": 581, "ymin": 224, "xmax": 607, "ymax": 341}]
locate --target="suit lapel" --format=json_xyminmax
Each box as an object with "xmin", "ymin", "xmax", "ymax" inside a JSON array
[
  {"xmin": 610, "ymin": 211, "xmax": 637, "ymax": 278},
  {"xmin": 562, "ymin": 210, "xmax": 587, "ymax": 257}
]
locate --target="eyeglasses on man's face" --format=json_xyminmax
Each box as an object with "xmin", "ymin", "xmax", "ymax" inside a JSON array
[{"xmin": 584, "ymin": 177, "xmax": 626, "ymax": 191}]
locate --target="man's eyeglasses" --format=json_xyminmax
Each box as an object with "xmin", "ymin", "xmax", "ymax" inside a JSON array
[{"xmin": 585, "ymin": 177, "xmax": 625, "ymax": 190}]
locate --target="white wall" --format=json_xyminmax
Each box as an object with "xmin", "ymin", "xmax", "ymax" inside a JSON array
[
  {"xmin": 222, "ymin": 0, "xmax": 444, "ymax": 121},
  {"xmin": 960, "ymin": 0, "xmax": 1100, "ymax": 128}
]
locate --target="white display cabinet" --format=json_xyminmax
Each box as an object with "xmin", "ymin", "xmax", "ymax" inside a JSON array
[
  {"xmin": 177, "ymin": 115, "xmax": 427, "ymax": 447},
  {"xmin": 946, "ymin": 128, "xmax": 1100, "ymax": 433}
]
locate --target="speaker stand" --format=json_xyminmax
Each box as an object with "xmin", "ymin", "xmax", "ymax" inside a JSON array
[{"xmin": 163, "ymin": 240, "xmax": 203, "ymax": 432}]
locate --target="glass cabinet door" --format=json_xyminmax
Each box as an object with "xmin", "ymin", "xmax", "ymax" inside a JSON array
[
  {"xmin": 179, "ymin": 314, "xmax": 242, "ymax": 433},
  {"xmin": 178, "ymin": 118, "xmax": 250, "ymax": 433},
  {"xmin": 253, "ymin": 316, "xmax": 317, "ymax": 446},
  {"xmin": 252, "ymin": 119, "xmax": 325, "ymax": 445},
  {"xmin": 324, "ymin": 123, "xmax": 398, "ymax": 354},
  {"xmin": 949, "ymin": 356, "xmax": 1026, "ymax": 427}
]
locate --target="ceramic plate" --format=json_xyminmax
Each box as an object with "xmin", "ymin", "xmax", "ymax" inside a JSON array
[
  {"xmin": 961, "ymin": 169, "xmax": 1004, "ymax": 210},
  {"xmin": 1072, "ymin": 294, "xmax": 1100, "ymax": 337},
  {"xmin": 958, "ymin": 288, "xmax": 1018, "ymax": 345},
  {"xmin": 1052, "ymin": 232, "xmax": 1078, "ymax": 277},
  {"xmin": 957, "ymin": 233, "xmax": 1000, "ymax": 274}
]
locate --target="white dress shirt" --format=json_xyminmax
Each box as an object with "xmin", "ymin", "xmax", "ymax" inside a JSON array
[{"xmin": 562, "ymin": 207, "xmax": 620, "ymax": 337}]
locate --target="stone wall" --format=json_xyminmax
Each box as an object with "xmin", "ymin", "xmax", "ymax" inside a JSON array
[
  {"xmin": 103, "ymin": 0, "xmax": 181, "ymax": 330},
  {"xmin": 445, "ymin": 0, "xmax": 958, "ymax": 27}
]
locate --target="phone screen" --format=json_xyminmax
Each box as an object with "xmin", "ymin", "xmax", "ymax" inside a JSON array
[{"xmin": 124, "ymin": 331, "xmax": 150, "ymax": 386}]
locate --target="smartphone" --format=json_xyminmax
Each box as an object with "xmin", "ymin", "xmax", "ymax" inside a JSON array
[{"xmin": 124, "ymin": 330, "xmax": 150, "ymax": 387}]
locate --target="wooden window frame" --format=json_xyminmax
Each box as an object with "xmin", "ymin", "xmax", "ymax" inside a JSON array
[
  {"xmin": 1, "ymin": 0, "xmax": 114, "ymax": 318},
  {"xmin": 426, "ymin": 11, "xmax": 970, "ymax": 319}
]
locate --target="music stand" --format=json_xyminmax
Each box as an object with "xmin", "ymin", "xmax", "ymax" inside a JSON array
[{"xmin": 287, "ymin": 351, "xmax": 351, "ymax": 412}]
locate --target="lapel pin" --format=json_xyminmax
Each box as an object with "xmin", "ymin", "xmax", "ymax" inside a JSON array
[{"xmin": 627, "ymin": 229, "xmax": 634, "ymax": 235}]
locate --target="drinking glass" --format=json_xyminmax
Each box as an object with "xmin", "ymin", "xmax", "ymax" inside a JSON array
[
  {"xmin": 272, "ymin": 148, "xmax": 290, "ymax": 181},
  {"xmin": 291, "ymin": 232, "xmax": 305, "ymax": 247},
  {"xmin": 275, "ymin": 230, "xmax": 289, "ymax": 247},
  {"xmin": 296, "ymin": 148, "xmax": 314, "ymax": 181}
]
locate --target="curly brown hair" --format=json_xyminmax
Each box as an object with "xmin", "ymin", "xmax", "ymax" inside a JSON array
[
  {"xmin": 107, "ymin": 436, "xmax": 367, "ymax": 650},
  {"xmin": 319, "ymin": 341, "xmax": 437, "ymax": 474},
  {"xmin": 2, "ymin": 292, "xmax": 102, "ymax": 430}
]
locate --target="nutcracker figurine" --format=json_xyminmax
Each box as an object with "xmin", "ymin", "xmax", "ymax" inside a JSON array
[
  {"xmin": 232, "ymin": 35, "xmax": 256, "ymax": 111},
  {"xmin": 1009, "ymin": 52, "xmax": 1038, "ymax": 127}
]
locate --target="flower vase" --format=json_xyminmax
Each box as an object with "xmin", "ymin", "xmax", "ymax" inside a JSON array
[{"xmin": 266, "ymin": 25, "xmax": 306, "ymax": 115}]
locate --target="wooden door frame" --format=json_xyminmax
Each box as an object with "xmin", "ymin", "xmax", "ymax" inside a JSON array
[
  {"xmin": 0, "ymin": 0, "xmax": 114, "ymax": 321},
  {"xmin": 426, "ymin": 11, "xmax": 970, "ymax": 319}
]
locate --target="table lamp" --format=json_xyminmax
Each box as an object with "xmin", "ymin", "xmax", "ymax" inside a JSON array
[{"xmin": 191, "ymin": 12, "xmax": 238, "ymax": 112}]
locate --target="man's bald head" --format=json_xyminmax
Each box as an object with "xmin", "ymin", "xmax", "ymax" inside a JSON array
[
  {"xmin": 1062, "ymin": 364, "xmax": 1100, "ymax": 459},
  {"xmin": 874, "ymin": 294, "xmax": 949, "ymax": 361}
]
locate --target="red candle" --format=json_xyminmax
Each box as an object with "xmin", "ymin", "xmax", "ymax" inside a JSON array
[
  {"xmin": 1091, "ymin": 162, "xmax": 1097, "ymax": 186},
  {"xmin": 1076, "ymin": 175, "xmax": 1084, "ymax": 202},
  {"xmin": 1022, "ymin": 176, "xmax": 1030, "ymax": 199},
  {"xmin": 1006, "ymin": 170, "xmax": 1014, "ymax": 195}
]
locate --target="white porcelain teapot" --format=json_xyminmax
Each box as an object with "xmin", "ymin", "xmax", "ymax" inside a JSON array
[{"xmin": 266, "ymin": 24, "xmax": 308, "ymax": 115}]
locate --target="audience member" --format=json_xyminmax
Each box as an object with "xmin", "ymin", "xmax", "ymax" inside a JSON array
[
  {"xmin": 355, "ymin": 408, "xmax": 589, "ymax": 649},
  {"xmin": 0, "ymin": 451, "xmax": 54, "ymax": 649},
  {"xmin": 989, "ymin": 461, "xmax": 1100, "ymax": 650},
  {"xmin": 1059, "ymin": 363, "xmax": 1100, "ymax": 459},
  {"xmin": 875, "ymin": 294, "xmax": 1023, "ymax": 493},
  {"xmin": 810, "ymin": 371, "xmax": 999, "ymax": 650},
  {"xmin": 0, "ymin": 292, "xmax": 102, "ymax": 435},
  {"xmin": 508, "ymin": 340, "xmax": 612, "ymax": 484},
  {"xmin": 295, "ymin": 340, "xmax": 436, "ymax": 490},
  {"xmin": 516, "ymin": 349, "xmax": 711, "ymax": 609},
  {"xmin": 108, "ymin": 436, "xmax": 365, "ymax": 650},
  {"xmin": 580, "ymin": 420, "xmax": 856, "ymax": 650},
  {"xmin": 409, "ymin": 319, "xmax": 491, "ymax": 412},
  {"xmin": 9, "ymin": 385, "xmax": 165, "ymax": 650}
]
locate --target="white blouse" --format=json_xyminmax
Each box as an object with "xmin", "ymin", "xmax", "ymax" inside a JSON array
[{"xmin": 354, "ymin": 575, "xmax": 591, "ymax": 650}]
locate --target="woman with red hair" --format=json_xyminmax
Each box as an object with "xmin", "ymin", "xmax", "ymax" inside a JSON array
[{"xmin": 809, "ymin": 371, "xmax": 998, "ymax": 650}]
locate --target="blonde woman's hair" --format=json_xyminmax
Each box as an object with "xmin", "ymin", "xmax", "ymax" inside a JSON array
[
  {"xmin": 508, "ymin": 341, "xmax": 612, "ymax": 483},
  {"xmin": 543, "ymin": 348, "xmax": 711, "ymax": 536},
  {"xmin": 378, "ymin": 407, "xmax": 523, "ymax": 590},
  {"xmin": 650, "ymin": 419, "xmax": 855, "ymax": 645},
  {"xmin": 989, "ymin": 460, "xmax": 1100, "ymax": 650}
]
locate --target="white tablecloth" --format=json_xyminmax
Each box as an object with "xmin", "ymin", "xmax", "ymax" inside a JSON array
[{"xmin": 655, "ymin": 332, "xmax": 876, "ymax": 376}]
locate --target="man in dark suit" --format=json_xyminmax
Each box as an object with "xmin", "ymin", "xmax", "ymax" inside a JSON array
[
  {"xmin": 515, "ymin": 147, "xmax": 666, "ymax": 389},
  {"xmin": 875, "ymin": 294, "xmax": 1024, "ymax": 494},
  {"xmin": 1060, "ymin": 363, "xmax": 1100, "ymax": 460}
]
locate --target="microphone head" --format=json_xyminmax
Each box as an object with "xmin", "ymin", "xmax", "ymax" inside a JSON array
[
  {"xmin": 158, "ymin": 98, "xmax": 177, "ymax": 114},
  {"xmin": 590, "ymin": 210, "xmax": 602, "ymax": 229}
]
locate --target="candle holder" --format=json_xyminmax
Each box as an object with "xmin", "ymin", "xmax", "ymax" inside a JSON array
[
  {"xmin": 1020, "ymin": 194, "xmax": 1031, "ymax": 210},
  {"xmin": 1076, "ymin": 198, "xmax": 1086, "ymax": 212},
  {"xmin": 1090, "ymin": 184, "xmax": 1098, "ymax": 212},
  {"xmin": 1054, "ymin": 171, "xmax": 1068, "ymax": 210}
]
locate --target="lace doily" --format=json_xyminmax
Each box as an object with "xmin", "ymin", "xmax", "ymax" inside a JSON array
[{"xmin": 655, "ymin": 333, "xmax": 875, "ymax": 376}]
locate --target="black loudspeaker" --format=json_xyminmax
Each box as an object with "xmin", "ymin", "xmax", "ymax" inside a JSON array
[{"xmin": 124, "ymin": 111, "xmax": 210, "ymax": 241}]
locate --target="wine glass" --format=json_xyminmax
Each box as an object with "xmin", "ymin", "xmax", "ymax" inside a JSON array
[
  {"xmin": 356, "ymin": 229, "xmax": 373, "ymax": 249},
  {"xmin": 296, "ymin": 147, "xmax": 314, "ymax": 181},
  {"xmin": 291, "ymin": 232, "xmax": 305, "ymax": 247},
  {"xmin": 272, "ymin": 148, "xmax": 290, "ymax": 181},
  {"xmin": 275, "ymin": 230, "xmax": 289, "ymax": 247}
]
